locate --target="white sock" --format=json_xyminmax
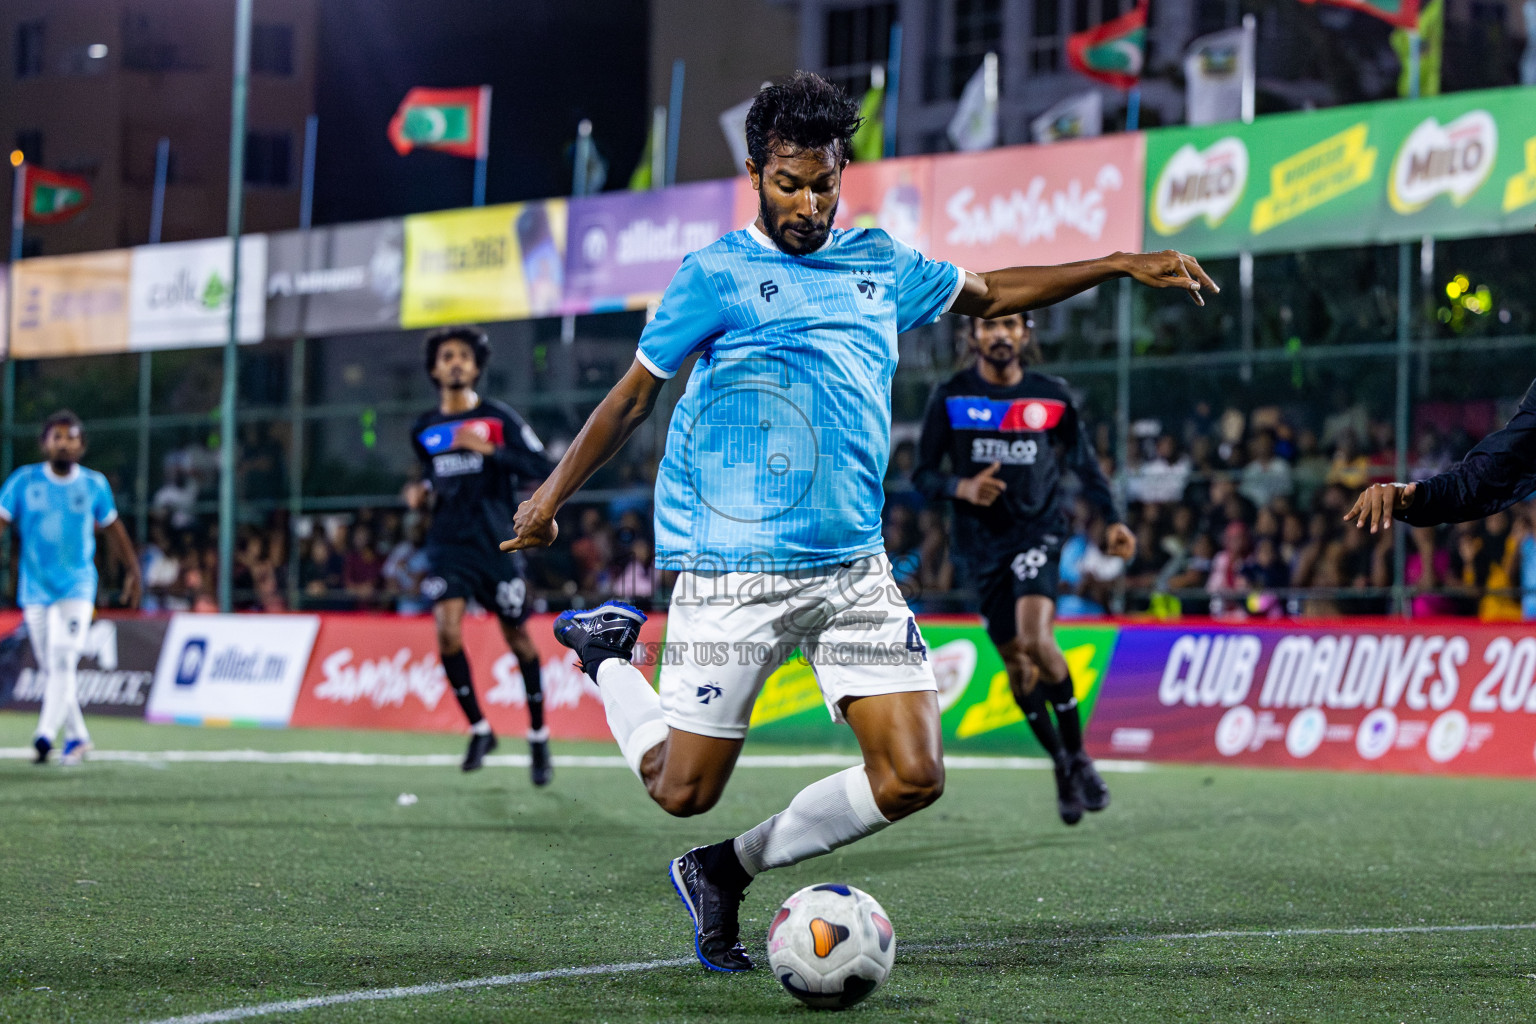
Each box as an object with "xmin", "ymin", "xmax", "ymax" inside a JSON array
[
  {"xmin": 527, "ymin": 727, "xmax": 549, "ymax": 742},
  {"xmin": 470, "ymin": 719, "xmax": 492, "ymax": 736},
  {"xmin": 595, "ymin": 659, "xmax": 669, "ymax": 779},
  {"xmin": 733, "ymin": 765, "xmax": 891, "ymax": 876}
]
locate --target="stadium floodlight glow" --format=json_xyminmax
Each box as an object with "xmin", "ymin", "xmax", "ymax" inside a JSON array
[
  {"xmin": 1445, "ymin": 280, "xmax": 1462, "ymax": 299},
  {"xmin": 8, "ymin": 149, "xmax": 22, "ymax": 167},
  {"xmin": 87, "ymin": 43, "xmax": 108, "ymax": 59}
]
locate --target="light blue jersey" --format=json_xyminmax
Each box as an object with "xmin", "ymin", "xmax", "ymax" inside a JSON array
[
  {"xmin": 638, "ymin": 224, "xmax": 962, "ymax": 572},
  {"xmin": 0, "ymin": 463, "xmax": 118, "ymax": 607}
]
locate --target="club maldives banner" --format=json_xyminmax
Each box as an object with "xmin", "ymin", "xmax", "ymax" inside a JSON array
[
  {"xmin": 265, "ymin": 219, "xmax": 404, "ymax": 339},
  {"xmin": 1145, "ymin": 86, "xmax": 1536, "ymax": 257},
  {"xmin": 128, "ymin": 236, "xmax": 267, "ymax": 349},
  {"xmin": 0, "ymin": 613, "xmax": 166, "ymax": 718},
  {"xmin": 1088, "ymin": 621, "xmax": 1536, "ymax": 777},
  {"xmin": 401, "ymin": 200, "xmax": 567, "ymax": 328},
  {"xmin": 8, "ymin": 250, "xmax": 131, "ymax": 358},
  {"xmin": 564, "ymin": 181, "xmax": 736, "ymax": 314}
]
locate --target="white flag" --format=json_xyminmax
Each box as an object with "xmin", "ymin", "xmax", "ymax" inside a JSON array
[
  {"xmin": 1030, "ymin": 91, "xmax": 1103, "ymax": 144},
  {"xmin": 946, "ymin": 52, "xmax": 999, "ymax": 152},
  {"xmin": 718, "ymin": 94, "xmax": 756, "ymax": 172},
  {"xmin": 1184, "ymin": 25, "xmax": 1253, "ymax": 126}
]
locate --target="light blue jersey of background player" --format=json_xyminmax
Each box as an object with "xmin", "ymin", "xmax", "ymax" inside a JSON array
[{"xmin": 0, "ymin": 461, "xmax": 118, "ymax": 606}]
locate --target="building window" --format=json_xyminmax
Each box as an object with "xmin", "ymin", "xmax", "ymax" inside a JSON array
[
  {"xmin": 823, "ymin": 3, "xmax": 897, "ymax": 97},
  {"xmin": 14, "ymin": 129, "xmax": 43, "ymax": 166},
  {"xmin": 15, "ymin": 19, "xmax": 45, "ymax": 79},
  {"xmin": 245, "ymin": 131, "xmax": 292, "ymax": 187},
  {"xmin": 1032, "ymin": 0, "xmax": 1062, "ymax": 72},
  {"xmin": 925, "ymin": 0, "xmax": 1002, "ymax": 101},
  {"xmin": 251, "ymin": 23, "xmax": 294, "ymax": 76}
]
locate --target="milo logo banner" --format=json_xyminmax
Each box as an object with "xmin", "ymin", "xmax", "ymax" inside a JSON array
[
  {"xmin": 1088, "ymin": 622, "xmax": 1536, "ymax": 777},
  {"xmin": 1145, "ymin": 86, "xmax": 1536, "ymax": 256}
]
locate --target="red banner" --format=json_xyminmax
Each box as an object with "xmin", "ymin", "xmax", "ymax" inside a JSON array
[
  {"xmin": 926, "ymin": 134, "xmax": 1146, "ymax": 272},
  {"xmin": 1088, "ymin": 620, "xmax": 1536, "ymax": 777},
  {"xmin": 288, "ymin": 612, "xmax": 667, "ymax": 740}
]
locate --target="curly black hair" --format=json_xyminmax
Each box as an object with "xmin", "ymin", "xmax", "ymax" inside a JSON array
[
  {"xmin": 423, "ymin": 325, "xmax": 491, "ymax": 377},
  {"xmin": 745, "ymin": 71, "xmax": 863, "ymax": 169}
]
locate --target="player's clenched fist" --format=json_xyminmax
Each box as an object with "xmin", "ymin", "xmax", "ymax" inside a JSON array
[
  {"xmin": 501, "ymin": 499, "xmax": 559, "ymax": 551},
  {"xmin": 954, "ymin": 462, "xmax": 1007, "ymax": 507},
  {"xmin": 1104, "ymin": 522, "xmax": 1137, "ymax": 560},
  {"xmin": 1343, "ymin": 482, "xmax": 1417, "ymax": 533}
]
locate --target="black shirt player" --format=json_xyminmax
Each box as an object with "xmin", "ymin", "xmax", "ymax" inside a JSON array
[
  {"xmin": 405, "ymin": 327, "xmax": 555, "ymax": 779},
  {"xmin": 916, "ymin": 313, "xmax": 1135, "ymax": 825}
]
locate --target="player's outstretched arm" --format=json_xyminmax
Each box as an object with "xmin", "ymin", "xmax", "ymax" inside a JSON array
[
  {"xmin": 951, "ymin": 250, "xmax": 1217, "ymax": 319},
  {"xmin": 501, "ymin": 359, "xmax": 666, "ymax": 551}
]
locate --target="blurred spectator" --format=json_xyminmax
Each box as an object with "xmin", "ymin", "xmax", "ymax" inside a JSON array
[
  {"xmin": 344, "ymin": 525, "xmax": 384, "ymax": 607},
  {"xmin": 1238, "ymin": 430, "xmax": 1293, "ymax": 509},
  {"xmin": 301, "ymin": 537, "xmax": 345, "ymax": 604},
  {"xmin": 1130, "ymin": 435, "xmax": 1191, "ymax": 505},
  {"xmin": 152, "ymin": 468, "xmax": 199, "ymax": 531}
]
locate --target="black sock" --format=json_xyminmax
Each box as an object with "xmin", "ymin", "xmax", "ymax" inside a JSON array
[
  {"xmin": 442, "ymin": 650, "xmax": 484, "ymax": 727},
  {"xmin": 520, "ymin": 655, "xmax": 545, "ymax": 733},
  {"xmin": 1044, "ymin": 678, "xmax": 1082, "ymax": 755},
  {"xmin": 1020, "ymin": 686, "xmax": 1063, "ymax": 759},
  {"xmin": 698, "ymin": 838, "xmax": 753, "ymax": 893}
]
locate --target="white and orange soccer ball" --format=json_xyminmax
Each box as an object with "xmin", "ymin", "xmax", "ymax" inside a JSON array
[{"xmin": 766, "ymin": 883, "xmax": 895, "ymax": 1009}]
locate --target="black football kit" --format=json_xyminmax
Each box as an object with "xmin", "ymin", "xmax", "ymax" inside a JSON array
[
  {"xmin": 410, "ymin": 398, "xmax": 553, "ymax": 624},
  {"xmin": 914, "ymin": 365, "xmax": 1121, "ymax": 644}
]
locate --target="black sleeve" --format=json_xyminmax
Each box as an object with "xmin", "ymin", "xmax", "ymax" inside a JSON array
[
  {"xmin": 1063, "ymin": 400, "xmax": 1123, "ymax": 525},
  {"xmin": 491, "ymin": 406, "xmax": 557, "ymax": 482},
  {"xmin": 1401, "ymin": 379, "xmax": 1536, "ymax": 526},
  {"xmin": 409, "ymin": 417, "xmax": 433, "ymax": 487},
  {"xmin": 913, "ymin": 383, "xmax": 958, "ymax": 501}
]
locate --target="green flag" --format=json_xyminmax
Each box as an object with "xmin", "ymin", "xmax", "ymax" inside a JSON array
[
  {"xmin": 1391, "ymin": 0, "xmax": 1443, "ymax": 98},
  {"xmin": 851, "ymin": 82, "xmax": 885, "ymax": 162},
  {"xmin": 628, "ymin": 125, "xmax": 655, "ymax": 191}
]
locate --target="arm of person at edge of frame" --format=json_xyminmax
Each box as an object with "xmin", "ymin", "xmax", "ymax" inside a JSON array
[
  {"xmin": 500, "ymin": 360, "xmax": 665, "ymax": 551},
  {"xmin": 948, "ymin": 249, "xmax": 1218, "ymax": 320},
  {"xmin": 102, "ymin": 517, "xmax": 142, "ymax": 609},
  {"xmin": 1344, "ymin": 379, "xmax": 1536, "ymax": 534}
]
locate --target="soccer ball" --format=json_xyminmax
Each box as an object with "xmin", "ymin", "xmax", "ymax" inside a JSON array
[{"xmin": 767, "ymin": 883, "xmax": 895, "ymax": 1009}]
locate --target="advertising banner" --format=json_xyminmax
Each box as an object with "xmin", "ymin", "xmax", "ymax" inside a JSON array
[
  {"xmin": 927, "ymin": 134, "xmax": 1146, "ymax": 271},
  {"xmin": 146, "ymin": 614, "xmax": 320, "ymax": 726},
  {"xmin": 837, "ymin": 157, "xmax": 935, "ymax": 251},
  {"xmin": 401, "ymin": 200, "xmax": 567, "ymax": 328},
  {"xmin": 264, "ymin": 219, "xmax": 404, "ymax": 339},
  {"xmin": 9, "ymin": 250, "xmax": 131, "ymax": 358},
  {"xmin": 563, "ymin": 181, "xmax": 735, "ymax": 314},
  {"xmin": 1145, "ymin": 86, "xmax": 1536, "ymax": 257},
  {"xmin": 0, "ymin": 614, "xmax": 166, "ymax": 718},
  {"xmin": 289, "ymin": 612, "xmax": 667, "ymax": 739},
  {"xmin": 1088, "ymin": 621, "xmax": 1536, "ymax": 777},
  {"xmin": 128, "ymin": 236, "xmax": 267, "ymax": 349}
]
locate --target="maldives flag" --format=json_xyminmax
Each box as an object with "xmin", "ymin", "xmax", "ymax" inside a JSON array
[
  {"xmin": 1067, "ymin": 1, "xmax": 1148, "ymax": 91},
  {"xmin": 387, "ymin": 86, "xmax": 491, "ymax": 158},
  {"xmin": 1298, "ymin": 0, "xmax": 1420, "ymax": 29},
  {"xmin": 23, "ymin": 166, "xmax": 92, "ymax": 225}
]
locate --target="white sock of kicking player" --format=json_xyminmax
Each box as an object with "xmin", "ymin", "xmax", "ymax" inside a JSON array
[
  {"xmin": 732, "ymin": 766, "xmax": 891, "ymax": 876},
  {"xmin": 594, "ymin": 659, "xmax": 669, "ymax": 779}
]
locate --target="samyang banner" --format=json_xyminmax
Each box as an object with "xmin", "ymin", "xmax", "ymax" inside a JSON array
[
  {"xmin": 1088, "ymin": 620, "xmax": 1536, "ymax": 777},
  {"xmin": 265, "ymin": 219, "xmax": 404, "ymax": 339},
  {"xmin": 563, "ymin": 181, "xmax": 735, "ymax": 314},
  {"xmin": 1145, "ymin": 86, "xmax": 1536, "ymax": 257},
  {"xmin": 928, "ymin": 133, "xmax": 1145, "ymax": 270},
  {"xmin": 400, "ymin": 200, "xmax": 566, "ymax": 328}
]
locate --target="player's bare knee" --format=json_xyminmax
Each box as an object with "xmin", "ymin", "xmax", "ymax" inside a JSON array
[
  {"xmin": 649, "ymin": 779, "xmax": 720, "ymax": 818},
  {"xmin": 872, "ymin": 758, "xmax": 945, "ymax": 820},
  {"xmin": 437, "ymin": 629, "xmax": 464, "ymax": 656}
]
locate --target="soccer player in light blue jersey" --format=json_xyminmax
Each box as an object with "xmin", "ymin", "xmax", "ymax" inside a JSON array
[
  {"xmin": 504, "ymin": 72, "xmax": 1216, "ymax": 972},
  {"xmin": 0, "ymin": 411, "xmax": 140, "ymax": 765}
]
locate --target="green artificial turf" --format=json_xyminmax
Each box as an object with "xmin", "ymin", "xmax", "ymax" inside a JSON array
[{"xmin": 2, "ymin": 712, "xmax": 1534, "ymax": 1023}]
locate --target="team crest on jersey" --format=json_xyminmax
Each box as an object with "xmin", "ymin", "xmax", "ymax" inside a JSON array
[{"xmin": 946, "ymin": 396, "xmax": 1066, "ymax": 432}]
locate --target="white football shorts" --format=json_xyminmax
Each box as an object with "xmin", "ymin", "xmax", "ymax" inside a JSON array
[{"xmin": 656, "ymin": 555, "xmax": 937, "ymax": 740}]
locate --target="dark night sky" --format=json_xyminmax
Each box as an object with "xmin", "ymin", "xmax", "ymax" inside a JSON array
[{"xmin": 312, "ymin": 0, "xmax": 648, "ymax": 224}]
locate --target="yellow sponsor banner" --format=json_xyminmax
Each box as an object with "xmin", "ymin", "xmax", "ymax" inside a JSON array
[
  {"xmin": 1503, "ymin": 138, "xmax": 1536, "ymax": 213},
  {"xmin": 748, "ymin": 656, "xmax": 823, "ymax": 729},
  {"xmin": 955, "ymin": 642, "xmax": 1101, "ymax": 739},
  {"xmin": 400, "ymin": 200, "xmax": 566, "ymax": 328},
  {"xmin": 9, "ymin": 250, "xmax": 132, "ymax": 358},
  {"xmin": 1251, "ymin": 123, "xmax": 1376, "ymax": 234}
]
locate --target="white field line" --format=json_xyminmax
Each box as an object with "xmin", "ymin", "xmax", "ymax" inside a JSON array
[
  {"xmin": 0, "ymin": 748, "xmax": 1151, "ymax": 772},
  {"xmin": 137, "ymin": 922, "xmax": 1536, "ymax": 1024}
]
